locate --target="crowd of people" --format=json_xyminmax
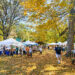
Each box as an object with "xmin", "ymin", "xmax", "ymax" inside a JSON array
[
  {"xmin": 0, "ymin": 45, "xmax": 43, "ymax": 57},
  {"xmin": 0, "ymin": 44, "xmax": 67, "ymax": 64}
]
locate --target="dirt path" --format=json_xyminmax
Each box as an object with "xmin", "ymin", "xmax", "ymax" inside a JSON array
[{"xmin": 0, "ymin": 50, "xmax": 75, "ymax": 75}]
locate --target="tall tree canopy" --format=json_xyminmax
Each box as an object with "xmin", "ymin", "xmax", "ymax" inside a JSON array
[
  {"xmin": 21, "ymin": 0, "xmax": 75, "ymax": 54},
  {"xmin": 0, "ymin": 0, "xmax": 24, "ymax": 39},
  {"xmin": 20, "ymin": 0, "xmax": 72, "ymax": 42}
]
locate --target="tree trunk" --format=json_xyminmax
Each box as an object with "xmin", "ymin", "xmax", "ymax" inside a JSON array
[
  {"xmin": 67, "ymin": 16, "xmax": 74, "ymax": 56},
  {"xmin": 67, "ymin": 0, "xmax": 75, "ymax": 56}
]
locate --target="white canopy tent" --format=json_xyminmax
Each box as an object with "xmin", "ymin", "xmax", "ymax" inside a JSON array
[
  {"xmin": 62, "ymin": 41, "xmax": 67, "ymax": 46},
  {"xmin": 47, "ymin": 43, "xmax": 57, "ymax": 45},
  {"xmin": 0, "ymin": 38, "xmax": 23, "ymax": 47},
  {"xmin": 57, "ymin": 42, "xmax": 63, "ymax": 45},
  {"xmin": 31, "ymin": 42, "xmax": 38, "ymax": 45},
  {"xmin": 47, "ymin": 42, "xmax": 63, "ymax": 46},
  {"xmin": 23, "ymin": 40, "xmax": 38, "ymax": 45}
]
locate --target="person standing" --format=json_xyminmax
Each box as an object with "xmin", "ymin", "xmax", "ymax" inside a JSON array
[
  {"xmin": 3, "ymin": 46, "xmax": 6, "ymax": 55},
  {"xmin": 29, "ymin": 46, "xmax": 32, "ymax": 57},
  {"xmin": 23, "ymin": 46, "xmax": 27, "ymax": 55},
  {"xmin": 23, "ymin": 46, "xmax": 25, "ymax": 54},
  {"xmin": 48, "ymin": 46, "xmax": 50, "ymax": 50},
  {"xmin": 26, "ymin": 46, "xmax": 30, "ymax": 56},
  {"xmin": 20, "ymin": 47, "xmax": 23, "ymax": 56},
  {"xmin": 16, "ymin": 46, "xmax": 19, "ymax": 55},
  {"xmin": 55, "ymin": 45, "xmax": 62, "ymax": 64},
  {"xmin": 10, "ymin": 45, "xmax": 14, "ymax": 56},
  {"xmin": 39, "ymin": 45, "xmax": 43, "ymax": 54}
]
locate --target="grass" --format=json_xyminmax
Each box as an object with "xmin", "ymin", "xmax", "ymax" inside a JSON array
[{"xmin": 0, "ymin": 50, "xmax": 75, "ymax": 75}]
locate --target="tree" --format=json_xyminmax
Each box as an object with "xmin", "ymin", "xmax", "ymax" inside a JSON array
[
  {"xmin": 16, "ymin": 24, "xmax": 27, "ymax": 41},
  {"xmin": 8, "ymin": 25, "xmax": 17, "ymax": 38},
  {"xmin": 21, "ymin": 0, "xmax": 75, "ymax": 55},
  {"xmin": 0, "ymin": 29, "xmax": 3, "ymax": 41},
  {"xmin": 0, "ymin": 0, "xmax": 24, "ymax": 39},
  {"xmin": 67, "ymin": 0, "xmax": 75, "ymax": 55},
  {"xmin": 31, "ymin": 21, "xmax": 67, "ymax": 43}
]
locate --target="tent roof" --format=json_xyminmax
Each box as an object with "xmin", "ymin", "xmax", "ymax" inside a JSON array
[
  {"xmin": 0, "ymin": 38, "xmax": 23, "ymax": 46},
  {"xmin": 23, "ymin": 40, "xmax": 38, "ymax": 45}
]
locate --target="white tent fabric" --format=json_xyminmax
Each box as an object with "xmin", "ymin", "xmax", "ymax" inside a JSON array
[
  {"xmin": 23, "ymin": 40, "xmax": 38, "ymax": 45},
  {"xmin": 62, "ymin": 41, "xmax": 67, "ymax": 45},
  {"xmin": 57, "ymin": 42, "xmax": 63, "ymax": 45},
  {"xmin": 48, "ymin": 42, "xmax": 63, "ymax": 46},
  {"xmin": 23, "ymin": 40, "xmax": 33, "ymax": 45},
  {"xmin": 48, "ymin": 43, "xmax": 57, "ymax": 45},
  {"xmin": 31, "ymin": 42, "xmax": 38, "ymax": 45},
  {"xmin": 0, "ymin": 38, "xmax": 23, "ymax": 46}
]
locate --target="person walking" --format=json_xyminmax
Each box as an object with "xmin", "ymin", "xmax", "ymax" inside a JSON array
[{"xmin": 55, "ymin": 45, "xmax": 62, "ymax": 64}]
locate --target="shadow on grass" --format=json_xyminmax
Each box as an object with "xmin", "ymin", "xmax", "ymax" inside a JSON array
[{"xmin": 0, "ymin": 50, "xmax": 75, "ymax": 75}]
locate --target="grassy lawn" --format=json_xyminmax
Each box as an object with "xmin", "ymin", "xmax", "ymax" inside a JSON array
[{"xmin": 0, "ymin": 50, "xmax": 75, "ymax": 75}]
